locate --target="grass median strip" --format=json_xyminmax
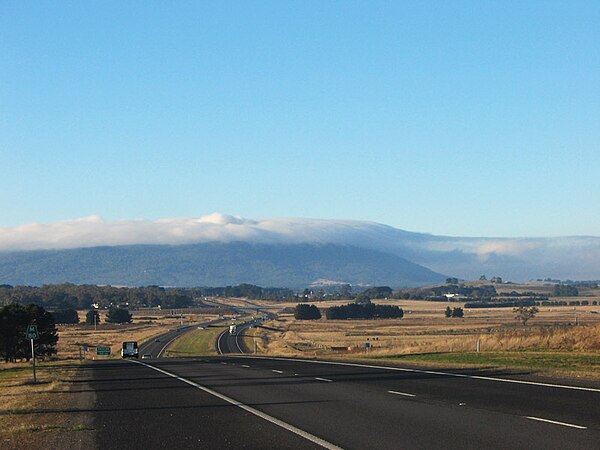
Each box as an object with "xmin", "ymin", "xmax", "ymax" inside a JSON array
[{"xmin": 166, "ymin": 326, "xmax": 226, "ymax": 356}]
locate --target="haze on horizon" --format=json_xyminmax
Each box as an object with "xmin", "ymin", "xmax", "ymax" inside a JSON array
[{"xmin": 1, "ymin": 2, "xmax": 599, "ymax": 238}]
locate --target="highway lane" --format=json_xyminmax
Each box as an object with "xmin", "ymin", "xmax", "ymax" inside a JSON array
[
  {"xmin": 87, "ymin": 356, "xmax": 600, "ymax": 449},
  {"xmin": 87, "ymin": 359, "xmax": 322, "ymax": 449},
  {"xmin": 217, "ymin": 322, "xmax": 254, "ymax": 355}
]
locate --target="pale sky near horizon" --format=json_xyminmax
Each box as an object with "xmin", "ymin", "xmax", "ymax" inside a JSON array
[{"xmin": 1, "ymin": 1, "xmax": 599, "ymax": 238}]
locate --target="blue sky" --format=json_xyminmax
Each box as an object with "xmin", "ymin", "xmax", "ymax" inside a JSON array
[{"xmin": 1, "ymin": 1, "xmax": 599, "ymax": 237}]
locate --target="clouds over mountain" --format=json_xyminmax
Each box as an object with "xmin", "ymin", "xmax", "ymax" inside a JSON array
[{"xmin": 1, "ymin": 213, "xmax": 600, "ymax": 281}]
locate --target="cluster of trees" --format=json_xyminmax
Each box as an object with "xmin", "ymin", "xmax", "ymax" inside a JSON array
[
  {"xmin": 540, "ymin": 300, "xmax": 597, "ymax": 306},
  {"xmin": 445, "ymin": 306, "xmax": 464, "ymax": 318},
  {"xmin": 105, "ymin": 307, "xmax": 132, "ymax": 323},
  {"xmin": 86, "ymin": 309, "xmax": 100, "ymax": 325},
  {"xmin": 29, "ymin": 306, "xmax": 132, "ymax": 326},
  {"xmin": 294, "ymin": 304, "xmax": 322, "ymax": 320},
  {"xmin": 219, "ymin": 284, "xmax": 297, "ymax": 301},
  {"xmin": 52, "ymin": 308, "xmax": 80, "ymax": 324},
  {"xmin": 326, "ymin": 303, "xmax": 404, "ymax": 320},
  {"xmin": 552, "ymin": 284, "xmax": 579, "ymax": 297},
  {"xmin": 0, "ymin": 284, "xmax": 198, "ymax": 310},
  {"xmin": 464, "ymin": 299, "xmax": 537, "ymax": 309},
  {"xmin": 0, "ymin": 303, "xmax": 58, "ymax": 362}
]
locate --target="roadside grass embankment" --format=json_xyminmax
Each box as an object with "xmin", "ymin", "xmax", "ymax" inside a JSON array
[
  {"xmin": 0, "ymin": 360, "xmax": 91, "ymax": 449},
  {"xmin": 374, "ymin": 351, "xmax": 600, "ymax": 378}
]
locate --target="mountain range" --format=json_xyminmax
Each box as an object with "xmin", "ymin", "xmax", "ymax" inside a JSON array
[{"xmin": 1, "ymin": 213, "xmax": 599, "ymax": 287}]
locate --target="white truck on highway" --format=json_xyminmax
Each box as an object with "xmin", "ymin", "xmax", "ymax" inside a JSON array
[
  {"xmin": 121, "ymin": 341, "xmax": 139, "ymax": 358},
  {"xmin": 229, "ymin": 324, "xmax": 237, "ymax": 335}
]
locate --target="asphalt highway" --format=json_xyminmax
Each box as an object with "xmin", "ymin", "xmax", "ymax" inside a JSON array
[
  {"xmin": 217, "ymin": 322, "xmax": 254, "ymax": 354},
  {"xmin": 86, "ymin": 355, "xmax": 600, "ymax": 449}
]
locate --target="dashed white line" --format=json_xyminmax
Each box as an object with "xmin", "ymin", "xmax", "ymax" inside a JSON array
[
  {"xmin": 525, "ymin": 416, "xmax": 587, "ymax": 429},
  {"xmin": 241, "ymin": 365, "xmax": 250, "ymax": 368},
  {"xmin": 272, "ymin": 370, "xmax": 284, "ymax": 374},
  {"xmin": 133, "ymin": 361, "xmax": 341, "ymax": 450},
  {"xmin": 315, "ymin": 377, "xmax": 333, "ymax": 382},
  {"xmin": 388, "ymin": 390, "xmax": 416, "ymax": 397},
  {"xmin": 236, "ymin": 356, "xmax": 600, "ymax": 393}
]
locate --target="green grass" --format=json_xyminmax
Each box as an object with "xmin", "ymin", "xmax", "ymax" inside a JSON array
[
  {"xmin": 0, "ymin": 365, "xmax": 31, "ymax": 381},
  {"xmin": 165, "ymin": 316, "xmax": 255, "ymax": 356},
  {"xmin": 166, "ymin": 326, "xmax": 225, "ymax": 356},
  {"xmin": 377, "ymin": 351, "xmax": 600, "ymax": 373}
]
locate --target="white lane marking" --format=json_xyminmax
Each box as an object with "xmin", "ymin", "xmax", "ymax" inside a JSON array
[
  {"xmin": 242, "ymin": 365, "xmax": 250, "ymax": 368},
  {"xmin": 235, "ymin": 328, "xmax": 245, "ymax": 353},
  {"xmin": 388, "ymin": 390, "xmax": 416, "ymax": 397},
  {"xmin": 157, "ymin": 340, "xmax": 172, "ymax": 358},
  {"xmin": 315, "ymin": 377, "xmax": 333, "ymax": 382},
  {"xmin": 272, "ymin": 370, "xmax": 284, "ymax": 374},
  {"xmin": 230, "ymin": 356, "xmax": 600, "ymax": 394},
  {"xmin": 133, "ymin": 361, "xmax": 341, "ymax": 450},
  {"xmin": 217, "ymin": 330, "xmax": 226, "ymax": 355},
  {"xmin": 525, "ymin": 416, "xmax": 587, "ymax": 429},
  {"xmin": 157, "ymin": 332, "xmax": 186, "ymax": 358}
]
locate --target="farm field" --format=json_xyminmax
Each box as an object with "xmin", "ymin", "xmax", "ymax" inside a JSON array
[
  {"xmin": 56, "ymin": 309, "xmax": 220, "ymax": 360},
  {"xmin": 250, "ymin": 298, "xmax": 600, "ymax": 379}
]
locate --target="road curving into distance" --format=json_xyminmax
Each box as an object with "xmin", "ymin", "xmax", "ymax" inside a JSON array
[{"xmin": 216, "ymin": 321, "xmax": 254, "ymax": 354}]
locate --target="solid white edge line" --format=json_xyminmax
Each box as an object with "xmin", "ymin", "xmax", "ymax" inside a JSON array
[
  {"xmin": 315, "ymin": 377, "xmax": 333, "ymax": 382},
  {"xmin": 525, "ymin": 416, "xmax": 587, "ymax": 429},
  {"xmin": 217, "ymin": 330, "xmax": 226, "ymax": 355},
  {"xmin": 132, "ymin": 360, "xmax": 342, "ymax": 450},
  {"xmin": 156, "ymin": 332, "xmax": 185, "ymax": 358},
  {"xmin": 235, "ymin": 329, "xmax": 244, "ymax": 353},
  {"xmin": 388, "ymin": 390, "xmax": 416, "ymax": 397},
  {"xmin": 226, "ymin": 355, "xmax": 600, "ymax": 393}
]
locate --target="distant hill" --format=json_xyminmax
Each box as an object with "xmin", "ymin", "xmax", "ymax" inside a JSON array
[
  {"xmin": 2, "ymin": 213, "xmax": 600, "ymax": 283},
  {"xmin": 0, "ymin": 242, "xmax": 446, "ymax": 288}
]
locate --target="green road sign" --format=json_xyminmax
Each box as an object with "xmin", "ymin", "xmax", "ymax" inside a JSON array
[
  {"xmin": 26, "ymin": 324, "xmax": 39, "ymax": 340},
  {"xmin": 97, "ymin": 346, "xmax": 111, "ymax": 356}
]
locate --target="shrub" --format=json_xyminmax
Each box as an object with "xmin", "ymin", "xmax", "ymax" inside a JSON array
[
  {"xmin": 105, "ymin": 307, "xmax": 132, "ymax": 324},
  {"xmin": 52, "ymin": 308, "xmax": 79, "ymax": 324},
  {"xmin": 294, "ymin": 304, "xmax": 321, "ymax": 320}
]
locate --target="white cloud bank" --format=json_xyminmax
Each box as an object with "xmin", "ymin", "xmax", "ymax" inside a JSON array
[
  {"xmin": 0, "ymin": 213, "xmax": 398, "ymax": 252},
  {"xmin": 2, "ymin": 213, "xmax": 600, "ymax": 280}
]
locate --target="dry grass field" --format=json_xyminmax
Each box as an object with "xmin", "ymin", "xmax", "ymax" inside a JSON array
[
  {"xmin": 251, "ymin": 298, "xmax": 600, "ymax": 378},
  {"xmin": 55, "ymin": 309, "xmax": 220, "ymax": 360}
]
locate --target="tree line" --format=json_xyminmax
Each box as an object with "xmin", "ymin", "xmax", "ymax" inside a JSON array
[
  {"xmin": 294, "ymin": 303, "xmax": 404, "ymax": 320},
  {"xmin": 0, "ymin": 284, "xmax": 198, "ymax": 310}
]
